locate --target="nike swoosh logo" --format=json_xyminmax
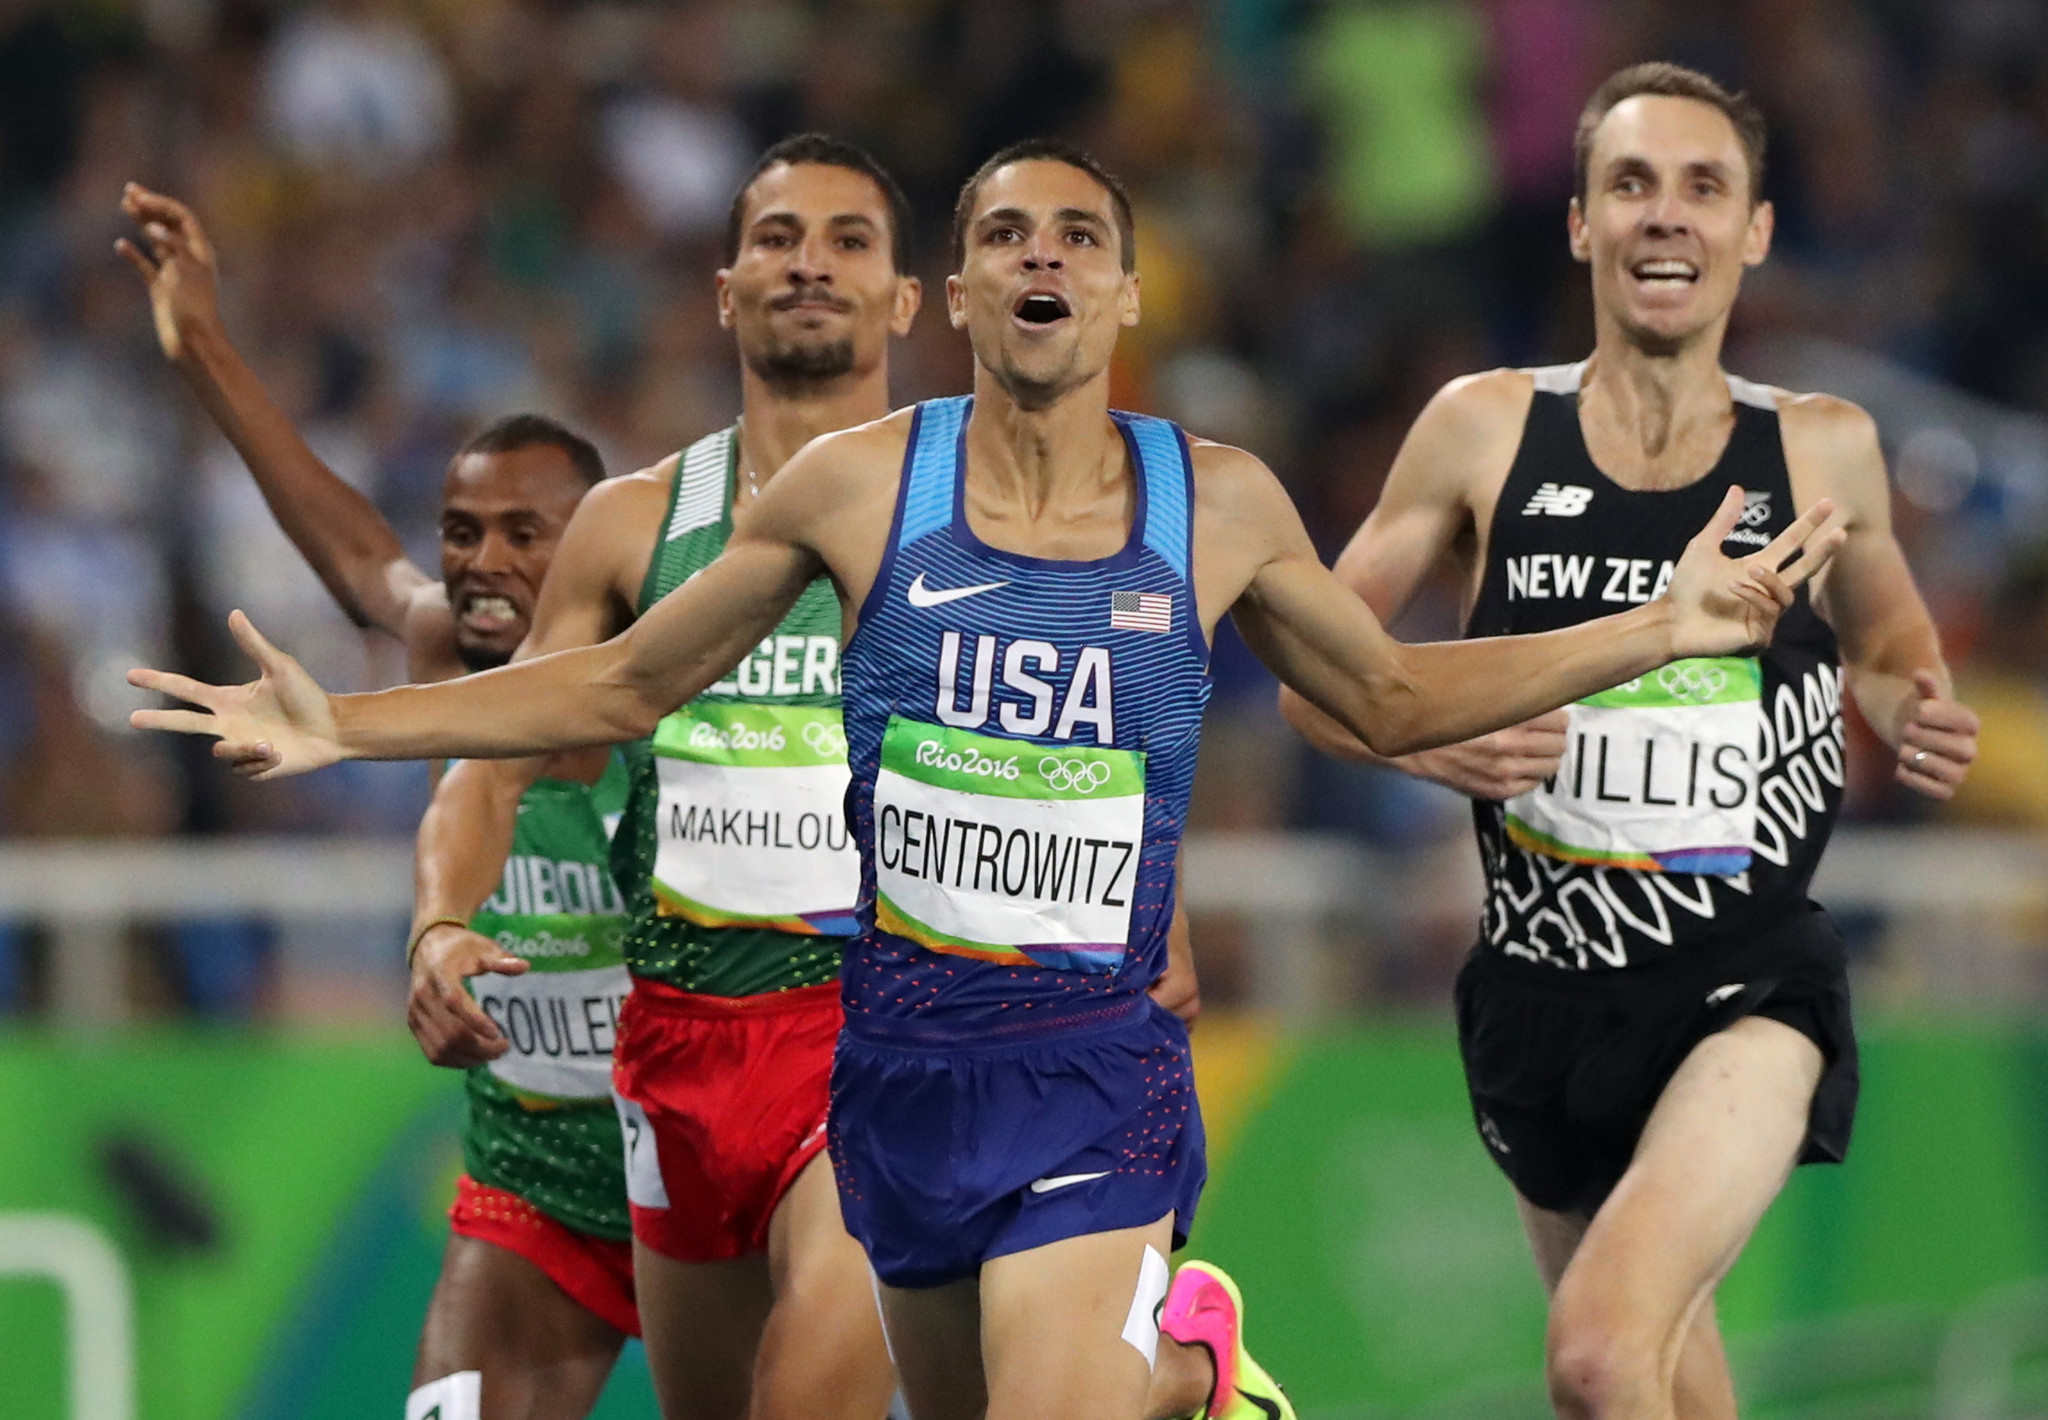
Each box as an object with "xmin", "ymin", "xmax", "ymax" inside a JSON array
[
  {"xmin": 907, "ymin": 572, "xmax": 1010, "ymax": 608},
  {"xmin": 1027, "ymin": 1170, "xmax": 1109, "ymax": 1194},
  {"xmin": 1239, "ymin": 1388, "xmax": 1282, "ymax": 1420}
]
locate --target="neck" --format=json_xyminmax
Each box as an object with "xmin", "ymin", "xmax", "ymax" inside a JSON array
[
  {"xmin": 1583, "ymin": 311, "xmax": 1731, "ymax": 459},
  {"xmin": 965, "ymin": 361, "xmax": 1119, "ymax": 513},
  {"xmin": 736, "ymin": 361, "xmax": 894, "ymax": 487}
]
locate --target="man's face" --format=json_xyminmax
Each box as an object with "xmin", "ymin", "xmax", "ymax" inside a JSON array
[
  {"xmin": 718, "ymin": 162, "xmax": 918, "ymax": 388},
  {"xmin": 439, "ymin": 445, "xmax": 587, "ymax": 670},
  {"xmin": 1570, "ymin": 95, "xmax": 1773, "ymax": 354},
  {"xmin": 947, "ymin": 160, "xmax": 1139, "ymax": 410}
]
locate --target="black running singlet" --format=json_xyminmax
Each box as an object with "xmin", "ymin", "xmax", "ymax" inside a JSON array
[{"xmin": 1464, "ymin": 362, "xmax": 1844, "ymax": 971}]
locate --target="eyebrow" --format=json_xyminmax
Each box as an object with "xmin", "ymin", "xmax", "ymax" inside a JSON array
[
  {"xmin": 1606, "ymin": 155, "xmax": 1738, "ymax": 184},
  {"xmin": 975, "ymin": 206, "xmax": 1112, "ymax": 234}
]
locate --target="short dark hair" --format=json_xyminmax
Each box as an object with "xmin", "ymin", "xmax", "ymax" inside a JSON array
[
  {"xmin": 1574, "ymin": 62, "xmax": 1768, "ymax": 206},
  {"xmin": 456, "ymin": 414, "xmax": 606, "ymax": 487},
  {"xmin": 952, "ymin": 139, "xmax": 1136, "ymax": 274},
  {"xmin": 725, "ymin": 133, "xmax": 914, "ymax": 274}
]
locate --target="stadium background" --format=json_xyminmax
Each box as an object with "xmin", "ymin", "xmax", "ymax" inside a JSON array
[{"xmin": 5, "ymin": 0, "xmax": 2048, "ymax": 1415}]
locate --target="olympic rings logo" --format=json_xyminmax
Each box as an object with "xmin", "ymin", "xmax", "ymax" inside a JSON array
[
  {"xmin": 1039, "ymin": 757, "xmax": 1113, "ymax": 794},
  {"xmin": 802, "ymin": 721, "xmax": 847, "ymax": 758},
  {"xmin": 1656, "ymin": 663, "xmax": 1729, "ymax": 704}
]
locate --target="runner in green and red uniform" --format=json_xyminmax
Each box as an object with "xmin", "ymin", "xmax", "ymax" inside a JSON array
[{"xmin": 120, "ymin": 186, "xmax": 637, "ymax": 1420}]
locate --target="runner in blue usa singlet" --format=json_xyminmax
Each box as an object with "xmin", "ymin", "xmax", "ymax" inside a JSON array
[{"xmin": 832, "ymin": 394, "xmax": 1210, "ymax": 1287}]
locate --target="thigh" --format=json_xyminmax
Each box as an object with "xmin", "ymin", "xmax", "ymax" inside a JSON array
[
  {"xmin": 978, "ymin": 1215, "xmax": 1177, "ymax": 1420},
  {"xmin": 1553, "ymin": 1016, "xmax": 1823, "ymax": 1364},
  {"xmin": 634, "ymin": 1241, "xmax": 775, "ymax": 1420},
  {"xmin": 878, "ymin": 1275, "xmax": 986, "ymax": 1420},
  {"xmin": 752, "ymin": 1150, "xmax": 895, "ymax": 1420},
  {"xmin": 416, "ymin": 1234, "xmax": 624, "ymax": 1420},
  {"xmin": 1514, "ymin": 1192, "xmax": 1590, "ymax": 1295}
]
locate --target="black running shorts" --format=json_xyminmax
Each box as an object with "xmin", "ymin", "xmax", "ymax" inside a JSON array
[{"xmin": 1453, "ymin": 903, "xmax": 1858, "ymax": 1216}]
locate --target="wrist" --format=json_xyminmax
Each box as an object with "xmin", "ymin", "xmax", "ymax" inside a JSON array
[
  {"xmin": 177, "ymin": 314, "xmax": 234, "ymax": 371},
  {"xmin": 1634, "ymin": 597, "xmax": 1679, "ymax": 666},
  {"xmin": 326, "ymin": 692, "xmax": 365, "ymax": 761},
  {"xmin": 407, "ymin": 916, "xmax": 470, "ymax": 968}
]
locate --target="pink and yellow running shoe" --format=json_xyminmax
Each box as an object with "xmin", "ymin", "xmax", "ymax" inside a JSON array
[{"xmin": 1159, "ymin": 1261, "xmax": 1295, "ymax": 1420}]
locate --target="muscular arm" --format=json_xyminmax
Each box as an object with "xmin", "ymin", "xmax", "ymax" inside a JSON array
[
  {"xmin": 1202, "ymin": 443, "xmax": 1839, "ymax": 758},
  {"xmin": 1785, "ymin": 395, "xmax": 1977, "ymax": 797},
  {"xmin": 120, "ymin": 185, "xmax": 429, "ymax": 637},
  {"xmin": 1277, "ymin": 373, "xmax": 1544, "ymax": 780}
]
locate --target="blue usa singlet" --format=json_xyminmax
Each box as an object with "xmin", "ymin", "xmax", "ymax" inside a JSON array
[{"xmin": 839, "ymin": 396, "xmax": 1212, "ymax": 1029}]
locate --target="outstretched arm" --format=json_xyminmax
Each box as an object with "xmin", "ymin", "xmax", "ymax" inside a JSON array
[
  {"xmin": 131, "ymin": 529, "xmax": 820, "ymax": 773},
  {"xmin": 1211, "ymin": 449, "xmax": 1843, "ymax": 757},
  {"xmin": 1275, "ymin": 372, "xmax": 1571, "ymax": 796},
  {"xmin": 119, "ymin": 183, "xmax": 429, "ymax": 637}
]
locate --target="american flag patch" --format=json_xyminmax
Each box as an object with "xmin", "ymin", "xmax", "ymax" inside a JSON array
[{"xmin": 1109, "ymin": 590, "xmax": 1172, "ymax": 633}]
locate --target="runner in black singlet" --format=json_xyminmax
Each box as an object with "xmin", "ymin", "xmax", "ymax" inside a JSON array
[{"xmin": 1285, "ymin": 64, "xmax": 1979, "ymax": 1420}]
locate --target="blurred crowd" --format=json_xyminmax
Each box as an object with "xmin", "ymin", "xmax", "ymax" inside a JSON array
[{"xmin": 4, "ymin": 0, "xmax": 2048, "ymax": 1012}]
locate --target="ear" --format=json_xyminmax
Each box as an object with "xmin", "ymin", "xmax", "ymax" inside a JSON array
[
  {"xmin": 891, "ymin": 275, "xmax": 923, "ymax": 336},
  {"xmin": 946, "ymin": 273, "xmax": 967, "ymax": 330},
  {"xmin": 1741, "ymin": 198, "xmax": 1774, "ymax": 268},
  {"xmin": 1119, "ymin": 270, "xmax": 1141, "ymax": 329},
  {"xmin": 1567, "ymin": 197, "xmax": 1591, "ymax": 264},
  {"xmin": 714, "ymin": 268, "xmax": 737, "ymax": 330}
]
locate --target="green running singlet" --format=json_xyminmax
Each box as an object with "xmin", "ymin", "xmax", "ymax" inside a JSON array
[
  {"xmin": 611, "ymin": 425, "xmax": 859, "ymax": 997},
  {"xmin": 462, "ymin": 754, "xmax": 632, "ymax": 1239}
]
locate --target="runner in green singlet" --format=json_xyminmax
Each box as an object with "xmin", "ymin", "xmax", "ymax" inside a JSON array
[{"xmin": 121, "ymin": 185, "xmax": 640, "ymax": 1420}]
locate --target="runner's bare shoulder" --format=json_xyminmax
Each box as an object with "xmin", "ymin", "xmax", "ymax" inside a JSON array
[
  {"xmin": 1403, "ymin": 367, "xmax": 1538, "ymax": 495},
  {"xmin": 1773, "ymin": 388, "xmax": 1885, "ymax": 510},
  {"xmin": 760, "ymin": 409, "xmax": 917, "ymax": 542}
]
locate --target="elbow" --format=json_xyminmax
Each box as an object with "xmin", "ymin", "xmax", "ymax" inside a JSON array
[
  {"xmin": 1364, "ymin": 720, "xmax": 1430, "ymax": 759},
  {"xmin": 1345, "ymin": 681, "xmax": 1433, "ymax": 759}
]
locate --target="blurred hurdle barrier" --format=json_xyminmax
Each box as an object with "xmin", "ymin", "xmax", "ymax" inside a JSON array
[{"xmin": 3, "ymin": 828, "xmax": 2048, "ymax": 1026}]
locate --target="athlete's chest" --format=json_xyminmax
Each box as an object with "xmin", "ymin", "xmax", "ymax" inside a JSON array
[{"xmin": 856, "ymin": 544, "xmax": 1200, "ymax": 749}]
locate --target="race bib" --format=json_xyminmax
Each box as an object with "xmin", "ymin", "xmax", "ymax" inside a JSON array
[
  {"xmin": 472, "ymin": 867, "xmax": 630, "ymax": 1100},
  {"xmin": 873, "ymin": 716, "xmax": 1144, "ymax": 973},
  {"xmin": 1504, "ymin": 657, "xmax": 1760, "ymax": 877},
  {"xmin": 651, "ymin": 702, "xmax": 860, "ymax": 936},
  {"xmin": 472, "ymin": 958, "xmax": 630, "ymax": 1100}
]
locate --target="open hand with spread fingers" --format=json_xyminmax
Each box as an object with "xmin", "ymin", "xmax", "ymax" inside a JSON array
[
  {"xmin": 128, "ymin": 611, "xmax": 343, "ymax": 778},
  {"xmin": 1664, "ymin": 486, "xmax": 1848, "ymax": 658},
  {"xmin": 1893, "ymin": 668, "xmax": 1978, "ymax": 800}
]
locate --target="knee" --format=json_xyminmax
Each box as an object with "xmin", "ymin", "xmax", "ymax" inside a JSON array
[{"xmin": 1545, "ymin": 1317, "xmax": 1659, "ymax": 1420}]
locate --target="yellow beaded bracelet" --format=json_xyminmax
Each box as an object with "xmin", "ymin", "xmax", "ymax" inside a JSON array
[{"xmin": 407, "ymin": 916, "xmax": 470, "ymax": 968}]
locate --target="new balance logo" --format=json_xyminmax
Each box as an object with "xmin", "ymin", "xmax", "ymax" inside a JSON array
[
  {"xmin": 1522, "ymin": 483, "xmax": 1594, "ymax": 517},
  {"xmin": 907, "ymin": 573, "xmax": 1010, "ymax": 608}
]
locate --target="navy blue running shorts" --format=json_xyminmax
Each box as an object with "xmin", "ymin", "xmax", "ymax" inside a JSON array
[{"xmin": 828, "ymin": 995, "xmax": 1206, "ymax": 1289}]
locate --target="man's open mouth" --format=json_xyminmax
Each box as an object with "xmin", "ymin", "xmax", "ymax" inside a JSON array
[
  {"xmin": 1630, "ymin": 259, "xmax": 1700, "ymax": 287},
  {"xmin": 1013, "ymin": 292, "xmax": 1072, "ymax": 325},
  {"xmin": 458, "ymin": 593, "xmax": 521, "ymax": 633}
]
